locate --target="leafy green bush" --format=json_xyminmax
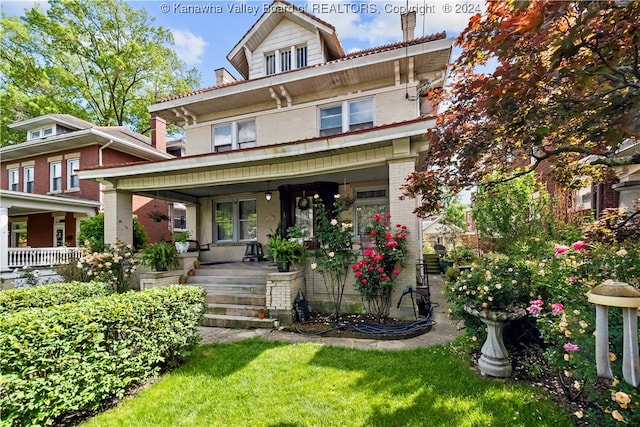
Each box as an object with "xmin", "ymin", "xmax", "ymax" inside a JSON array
[
  {"xmin": 0, "ymin": 285, "xmax": 206, "ymax": 426},
  {"xmin": 78, "ymin": 213, "xmax": 148, "ymax": 251},
  {"xmin": 0, "ymin": 281, "xmax": 111, "ymax": 313}
]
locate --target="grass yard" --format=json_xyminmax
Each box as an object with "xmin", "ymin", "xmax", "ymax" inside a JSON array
[{"xmin": 82, "ymin": 337, "xmax": 573, "ymax": 427}]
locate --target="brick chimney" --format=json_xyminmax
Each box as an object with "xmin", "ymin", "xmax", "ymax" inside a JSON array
[
  {"xmin": 215, "ymin": 68, "xmax": 236, "ymax": 86},
  {"xmin": 150, "ymin": 115, "xmax": 167, "ymax": 153},
  {"xmin": 401, "ymin": 11, "xmax": 416, "ymax": 42}
]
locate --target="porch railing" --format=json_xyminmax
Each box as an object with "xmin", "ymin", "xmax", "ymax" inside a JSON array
[{"xmin": 8, "ymin": 247, "xmax": 81, "ymax": 269}]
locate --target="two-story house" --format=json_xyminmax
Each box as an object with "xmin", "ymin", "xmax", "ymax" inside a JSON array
[
  {"xmin": 78, "ymin": 1, "xmax": 453, "ymax": 318},
  {"xmin": 0, "ymin": 114, "xmax": 177, "ymax": 272}
]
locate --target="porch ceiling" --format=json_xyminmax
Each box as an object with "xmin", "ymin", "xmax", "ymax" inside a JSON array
[{"xmin": 134, "ymin": 164, "xmax": 389, "ymax": 203}]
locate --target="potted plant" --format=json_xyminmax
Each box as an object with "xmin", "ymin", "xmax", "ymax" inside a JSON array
[
  {"xmin": 267, "ymin": 234, "xmax": 306, "ymax": 272},
  {"xmin": 139, "ymin": 241, "xmax": 180, "ymax": 272},
  {"xmin": 179, "ymin": 275, "xmax": 187, "ymax": 284},
  {"xmin": 172, "ymin": 231, "xmax": 190, "ymax": 253},
  {"xmin": 194, "ymin": 259, "xmax": 201, "ymax": 269}
]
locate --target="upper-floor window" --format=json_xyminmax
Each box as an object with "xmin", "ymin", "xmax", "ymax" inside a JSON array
[
  {"xmin": 67, "ymin": 158, "xmax": 80, "ymax": 190},
  {"xmin": 50, "ymin": 161, "xmax": 62, "ymax": 192},
  {"xmin": 212, "ymin": 120, "xmax": 256, "ymax": 152},
  {"xmin": 23, "ymin": 166, "xmax": 34, "ymax": 193},
  {"xmin": 28, "ymin": 126, "xmax": 54, "ymax": 141},
  {"xmin": 265, "ymin": 53, "xmax": 276, "ymax": 76},
  {"xmin": 214, "ymin": 198, "xmax": 257, "ymax": 242},
  {"xmin": 319, "ymin": 98, "xmax": 374, "ymax": 136},
  {"xmin": 8, "ymin": 168, "xmax": 19, "ymax": 191},
  {"xmin": 296, "ymin": 46, "xmax": 307, "ymax": 68}
]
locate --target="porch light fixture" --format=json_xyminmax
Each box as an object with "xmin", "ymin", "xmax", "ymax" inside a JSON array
[{"xmin": 265, "ymin": 181, "xmax": 272, "ymax": 201}]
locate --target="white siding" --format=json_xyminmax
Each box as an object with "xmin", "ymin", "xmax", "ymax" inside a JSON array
[{"xmin": 250, "ymin": 18, "xmax": 323, "ymax": 79}]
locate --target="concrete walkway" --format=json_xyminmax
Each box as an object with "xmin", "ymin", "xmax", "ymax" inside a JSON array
[{"xmin": 199, "ymin": 274, "xmax": 463, "ymax": 351}]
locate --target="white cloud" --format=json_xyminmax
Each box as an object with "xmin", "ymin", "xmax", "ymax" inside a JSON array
[
  {"xmin": 305, "ymin": 0, "xmax": 485, "ymax": 50},
  {"xmin": 170, "ymin": 28, "xmax": 208, "ymax": 65}
]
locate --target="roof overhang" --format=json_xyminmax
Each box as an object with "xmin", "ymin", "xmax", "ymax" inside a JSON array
[
  {"xmin": 8, "ymin": 114, "xmax": 85, "ymax": 132},
  {"xmin": 151, "ymin": 37, "xmax": 453, "ymax": 124},
  {"xmin": 0, "ymin": 128, "xmax": 173, "ymax": 162},
  {"xmin": 0, "ymin": 190, "xmax": 100, "ymax": 217}
]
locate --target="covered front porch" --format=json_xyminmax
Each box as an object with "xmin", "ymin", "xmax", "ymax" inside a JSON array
[{"xmin": 78, "ymin": 121, "xmax": 431, "ymax": 319}]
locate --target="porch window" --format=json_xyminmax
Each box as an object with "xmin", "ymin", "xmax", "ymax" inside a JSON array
[
  {"xmin": 50, "ymin": 161, "xmax": 62, "ymax": 192},
  {"xmin": 354, "ymin": 187, "xmax": 387, "ymax": 237},
  {"xmin": 8, "ymin": 168, "xmax": 19, "ymax": 191},
  {"xmin": 319, "ymin": 98, "xmax": 374, "ymax": 136},
  {"xmin": 214, "ymin": 199, "xmax": 257, "ymax": 242},
  {"xmin": 212, "ymin": 120, "xmax": 256, "ymax": 152},
  {"xmin": 67, "ymin": 158, "xmax": 80, "ymax": 190},
  {"xmin": 11, "ymin": 222, "xmax": 27, "ymax": 247},
  {"xmin": 23, "ymin": 166, "xmax": 34, "ymax": 193}
]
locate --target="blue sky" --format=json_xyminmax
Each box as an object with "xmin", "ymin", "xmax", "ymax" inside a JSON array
[{"xmin": 3, "ymin": 0, "xmax": 485, "ymax": 87}]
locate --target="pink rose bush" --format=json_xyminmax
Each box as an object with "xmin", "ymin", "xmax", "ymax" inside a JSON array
[{"xmin": 79, "ymin": 238, "xmax": 137, "ymax": 293}]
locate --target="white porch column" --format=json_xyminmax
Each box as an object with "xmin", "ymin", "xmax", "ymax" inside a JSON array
[
  {"xmin": 0, "ymin": 207, "xmax": 9, "ymax": 272},
  {"xmin": 102, "ymin": 188, "xmax": 133, "ymax": 246}
]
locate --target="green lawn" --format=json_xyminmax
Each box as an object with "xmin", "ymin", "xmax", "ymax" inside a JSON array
[{"xmin": 82, "ymin": 337, "xmax": 573, "ymax": 427}]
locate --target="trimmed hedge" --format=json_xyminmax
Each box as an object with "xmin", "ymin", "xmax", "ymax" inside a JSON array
[
  {"xmin": 0, "ymin": 285, "xmax": 206, "ymax": 426},
  {"xmin": 0, "ymin": 281, "xmax": 112, "ymax": 313}
]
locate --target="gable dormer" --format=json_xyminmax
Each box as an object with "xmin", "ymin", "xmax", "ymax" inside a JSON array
[{"xmin": 227, "ymin": 0, "xmax": 344, "ymax": 80}]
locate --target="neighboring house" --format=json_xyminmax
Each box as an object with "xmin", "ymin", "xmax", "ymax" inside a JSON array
[
  {"xmin": 422, "ymin": 216, "xmax": 465, "ymax": 253},
  {"xmin": 0, "ymin": 114, "xmax": 177, "ymax": 272},
  {"xmin": 78, "ymin": 1, "xmax": 453, "ymax": 317}
]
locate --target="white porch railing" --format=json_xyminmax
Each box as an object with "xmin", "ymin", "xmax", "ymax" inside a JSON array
[{"xmin": 8, "ymin": 247, "xmax": 81, "ymax": 269}]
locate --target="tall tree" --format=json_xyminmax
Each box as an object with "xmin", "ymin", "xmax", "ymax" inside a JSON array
[
  {"xmin": 403, "ymin": 0, "xmax": 640, "ymax": 216},
  {"xmin": 0, "ymin": 0, "xmax": 200, "ymax": 145}
]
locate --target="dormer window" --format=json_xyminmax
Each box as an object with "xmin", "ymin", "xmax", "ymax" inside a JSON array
[
  {"xmin": 265, "ymin": 54, "xmax": 276, "ymax": 75},
  {"xmin": 296, "ymin": 46, "xmax": 307, "ymax": 68},
  {"xmin": 28, "ymin": 126, "xmax": 54, "ymax": 140},
  {"xmin": 280, "ymin": 50, "xmax": 291, "ymax": 72},
  {"xmin": 264, "ymin": 44, "xmax": 307, "ymax": 76}
]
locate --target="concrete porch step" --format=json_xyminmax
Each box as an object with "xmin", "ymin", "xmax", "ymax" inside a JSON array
[
  {"xmin": 204, "ymin": 293, "xmax": 266, "ymax": 306},
  {"xmin": 203, "ymin": 313, "xmax": 276, "ymax": 329},
  {"xmin": 196, "ymin": 283, "xmax": 266, "ymax": 294},
  {"xmin": 189, "ymin": 275, "xmax": 266, "ymax": 285},
  {"xmin": 206, "ymin": 303, "xmax": 266, "ymax": 317}
]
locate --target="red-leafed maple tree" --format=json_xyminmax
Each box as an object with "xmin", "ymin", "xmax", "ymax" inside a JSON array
[{"xmin": 403, "ymin": 0, "xmax": 640, "ymax": 216}]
